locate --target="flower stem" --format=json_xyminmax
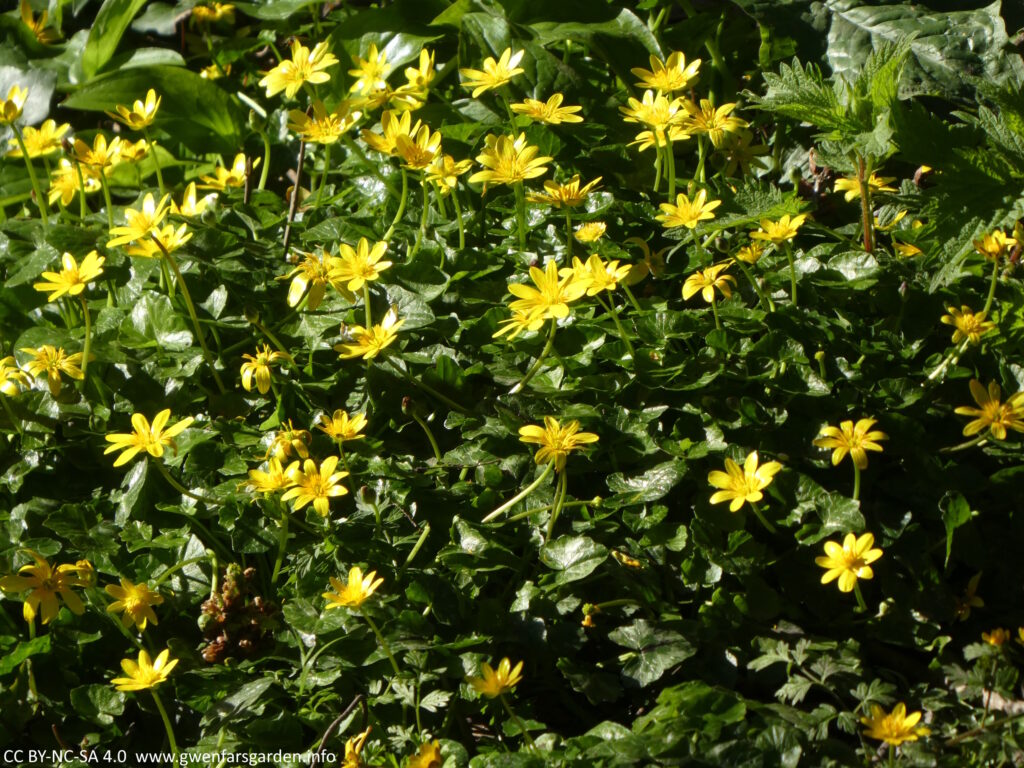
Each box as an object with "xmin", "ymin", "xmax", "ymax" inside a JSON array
[
  {"xmin": 12, "ymin": 125, "xmax": 49, "ymax": 228},
  {"xmin": 734, "ymin": 259, "xmax": 772, "ymax": 312},
  {"xmin": 154, "ymin": 460, "xmax": 223, "ymax": 507},
  {"xmin": 142, "ymin": 127, "xmax": 165, "ymax": 197},
  {"xmin": 451, "ymin": 189, "xmax": 466, "ymax": 252},
  {"xmin": 383, "ymin": 168, "xmax": 408, "ymax": 242},
  {"xmin": 153, "ymin": 236, "xmax": 227, "ymax": 393},
  {"xmin": 362, "ymin": 283, "xmax": 372, "ymax": 328},
  {"xmin": 710, "ymin": 294, "xmax": 722, "ymax": 331},
  {"xmin": 1, "ymin": 395, "xmax": 23, "ymax": 436},
  {"xmin": 153, "ymin": 555, "xmax": 210, "ymax": 586},
  {"xmin": 545, "ymin": 469, "xmax": 569, "ymax": 540},
  {"xmin": 271, "ymin": 505, "xmax": 289, "ymax": 585},
  {"xmin": 983, "ymin": 256, "xmax": 1000, "ymax": 316},
  {"xmin": 622, "ymin": 284, "xmax": 644, "ymax": 314},
  {"xmin": 411, "ymin": 410, "xmax": 442, "ymax": 462},
  {"xmin": 151, "ymin": 690, "xmax": 179, "ymax": 757},
  {"xmin": 926, "ymin": 339, "xmax": 969, "ymax": 382},
  {"xmin": 853, "ymin": 582, "xmax": 868, "ymax": 613},
  {"xmin": 595, "ymin": 293, "xmax": 635, "ymax": 359},
  {"xmin": 748, "ymin": 501, "xmax": 777, "ymax": 534},
  {"xmin": 857, "ymin": 155, "xmax": 874, "ymax": 253},
  {"xmin": 653, "ymin": 146, "xmax": 662, "ymax": 192},
  {"xmin": 383, "ymin": 356, "xmax": 469, "ymax": 414},
  {"xmin": 514, "ymin": 182, "xmax": 527, "ymax": 251},
  {"xmin": 696, "ymin": 136, "xmax": 707, "ymax": 183},
  {"xmin": 665, "ymin": 139, "xmax": 677, "ymax": 200},
  {"xmin": 72, "ymin": 156, "xmax": 88, "ymax": 220},
  {"xmin": 783, "ymin": 243, "xmax": 798, "ymax": 307},
  {"xmin": 410, "ymin": 177, "xmax": 429, "ymax": 258},
  {"xmin": 510, "ymin": 318, "xmax": 557, "ymax": 394},
  {"xmin": 852, "ymin": 463, "xmax": 861, "ymax": 502},
  {"xmin": 503, "ymin": 497, "xmax": 599, "ymax": 524},
  {"xmin": 317, "ymin": 143, "xmax": 332, "ymax": 205},
  {"xmin": 362, "ymin": 612, "xmax": 401, "ymax": 677},
  {"xmin": 499, "ymin": 694, "xmax": 536, "ymax": 749},
  {"xmin": 564, "ymin": 210, "xmax": 573, "ymax": 258},
  {"xmin": 78, "ymin": 296, "xmax": 92, "ymax": 380},
  {"xmin": 483, "ymin": 461, "xmax": 555, "ymax": 522},
  {"xmin": 99, "ymin": 171, "xmax": 115, "ymax": 231}
]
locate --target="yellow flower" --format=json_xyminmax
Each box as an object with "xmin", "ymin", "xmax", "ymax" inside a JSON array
[
  {"xmin": 323, "ymin": 566, "xmax": 384, "ymax": 609},
  {"xmin": 734, "ymin": 242, "xmax": 764, "ymax": 264},
  {"xmin": 954, "ymin": 573, "xmax": 984, "ymax": 621},
  {"xmin": 682, "ymin": 263, "xmax": 735, "ymax": 304},
  {"xmin": 492, "ymin": 308, "xmax": 545, "ymax": 340},
  {"xmin": 425, "ymin": 154, "xmax": 472, "ymax": 196},
  {"xmin": 404, "ymin": 49, "xmax": 436, "ymax": 92},
  {"xmin": 656, "ymin": 189, "xmax": 721, "ymax": 229},
  {"xmin": 240, "ymin": 345, "xmax": 289, "ymax": 394},
  {"xmin": 620, "ymin": 89, "xmax": 684, "ymax": 130},
  {"xmin": 361, "ymin": 110, "xmax": 420, "ymax": 156},
  {"xmin": 632, "ymin": 52, "xmax": 701, "ymax": 93},
  {"xmin": 954, "ymin": 379, "xmax": 1024, "ymax": 440},
  {"xmin": 507, "ymin": 260, "xmax": 587, "ymax": 322},
  {"xmin": 833, "ymin": 173, "xmax": 896, "ymax": 202},
  {"xmin": 681, "ymin": 99, "xmax": 747, "ymax": 148},
  {"xmin": 526, "ymin": 175, "xmax": 602, "ymax": 208},
  {"xmin": 0, "ymin": 356, "xmax": 30, "ymax": 396},
  {"xmin": 318, "ymin": 410, "xmax": 368, "ymax": 442},
  {"xmin": 284, "ymin": 251, "xmax": 341, "ymax": 309},
  {"xmin": 19, "ymin": 345, "xmax": 85, "ymax": 396},
  {"xmin": 0, "ymin": 550, "xmax": 92, "ymax": 625},
  {"xmin": 511, "ymin": 93, "xmax": 583, "ymax": 125},
  {"xmin": 72, "ymin": 133, "xmax": 123, "ymax": 173},
  {"xmin": 611, "ymin": 550, "xmax": 643, "ymax": 568},
  {"xmin": 335, "ymin": 310, "xmax": 405, "ymax": 360},
  {"xmin": 574, "ymin": 221, "xmax": 606, "ymax": 243},
  {"xmin": 117, "ymin": 138, "xmax": 149, "ymax": 163},
  {"xmin": 940, "ymin": 305, "xmax": 995, "ymax": 346},
  {"xmin": 103, "ymin": 409, "xmax": 195, "ymax": 467},
  {"xmin": 288, "ymin": 99, "xmax": 362, "ymax": 145},
  {"xmin": 707, "ymin": 451, "xmax": 782, "ymax": 512},
  {"xmin": 0, "ymin": 84, "xmax": 28, "ymax": 125},
  {"xmin": 199, "ymin": 152, "xmax": 256, "ymax": 191},
  {"xmin": 266, "ymin": 420, "xmax": 311, "ymax": 461},
  {"xmin": 460, "ymin": 48, "xmax": 525, "ymax": 98},
  {"xmin": 199, "ymin": 62, "xmax": 231, "ymax": 80},
  {"xmin": 560, "ymin": 254, "xmax": 630, "ymax": 296},
  {"xmin": 246, "ymin": 457, "xmax": 296, "ymax": 495},
  {"xmin": 813, "ymin": 418, "xmax": 888, "ymax": 469},
  {"xmin": 48, "ymin": 159, "xmax": 102, "ymax": 206},
  {"xmin": 126, "ymin": 223, "xmax": 191, "ymax": 257},
  {"xmin": 518, "ymin": 416, "xmax": 599, "ymax": 472},
  {"xmin": 816, "ymin": 532, "xmax": 883, "ymax": 592},
  {"xmin": 260, "ymin": 39, "xmax": 339, "ymax": 99},
  {"xmin": 719, "ymin": 130, "xmax": 769, "ymax": 176},
  {"xmin": 860, "ymin": 703, "xmax": 930, "ymax": 746},
  {"xmin": 190, "ymin": 2, "xmax": 234, "ymax": 24},
  {"xmin": 107, "ymin": 193, "xmax": 171, "ymax": 247},
  {"xmin": 33, "ymin": 250, "xmax": 105, "ymax": 302},
  {"xmin": 20, "ymin": 0, "xmax": 60, "ymax": 44},
  {"xmin": 105, "ymin": 578, "xmax": 163, "ymax": 631},
  {"xmin": 468, "ymin": 657, "xmax": 523, "ymax": 698},
  {"xmin": 348, "ymin": 43, "xmax": 390, "ymax": 95},
  {"xmin": 342, "ymin": 728, "xmax": 371, "ymax": 768},
  {"xmin": 6, "ymin": 119, "xmax": 70, "ymax": 158},
  {"xmin": 983, "ymin": 628, "xmax": 1010, "ymax": 646},
  {"xmin": 893, "ymin": 240, "xmax": 922, "ymax": 257},
  {"xmin": 395, "ymin": 124, "xmax": 443, "ymax": 170},
  {"xmin": 281, "ymin": 456, "xmax": 349, "ymax": 517},
  {"xmin": 406, "ymin": 740, "xmax": 442, "ymax": 768},
  {"xmin": 973, "ymin": 229, "xmax": 1016, "ymax": 261},
  {"xmin": 170, "ymin": 182, "xmax": 215, "ymax": 218},
  {"xmin": 105, "ymin": 89, "xmax": 160, "ymax": 131},
  {"xmin": 468, "ymin": 133, "xmax": 552, "ymax": 189},
  {"xmin": 111, "ymin": 649, "xmax": 178, "ymax": 692},
  {"xmin": 749, "ymin": 214, "xmax": 807, "ymax": 244}
]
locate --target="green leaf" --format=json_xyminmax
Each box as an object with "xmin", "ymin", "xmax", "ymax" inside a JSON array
[
  {"xmin": 605, "ymin": 461, "xmax": 686, "ymax": 509},
  {"xmin": 81, "ymin": 0, "xmax": 149, "ymax": 79},
  {"xmin": 608, "ymin": 619, "xmax": 696, "ymax": 687},
  {"xmin": 539, "ymin": 535, "xmax": 608, "ymax": 584},
  {"xmin": 119, "ymin": 291, "xmax": 194, "ymax": 351},
  {"xmin": 940, "ymin": 492, "xmax": 974, "ymax": 567},
  {"xmin": 69, "ymin": 684, "xmax": 125, "ymax": 726},
  {"xmin": 0, "ymin": 636, "xmax": 50, "ymax": 676}
]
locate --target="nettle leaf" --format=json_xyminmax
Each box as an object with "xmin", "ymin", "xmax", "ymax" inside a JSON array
[
  {"xmin": 608, "ymin": 620, "xmax": 696, "ymax": 688},
  {"xmin": 539, "ymin": 535, "xmax": 608, "ymax": 585}
]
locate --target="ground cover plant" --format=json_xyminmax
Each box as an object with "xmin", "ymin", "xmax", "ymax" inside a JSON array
[{"xmin": 2, "ymin": 0, "xmax": 1024, "ymax": 765}]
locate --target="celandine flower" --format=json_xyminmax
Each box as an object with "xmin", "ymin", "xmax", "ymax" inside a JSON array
[
  {"xmin": 107, "ymin": 193, "xmax": 171, "ymax": 247},
  {"xmin": 72, "ymin": 134, "xmax": 123, "ymax": 173},
  {"xmin": 707, "ymin": 451, "xmax": 782, "ymax": 512},
  {"xmin": 574, "ymin": 222, "xmax": 606, "ymax": 243},
  {"xmin": 106, "ymin": 89, "xmax": 160, "ymax": 131},
  {"xmin": 266, "ymin": 420, "xmax": 311, "ymax": 461},
  {"xmin": 335, "ymin": 310, "xmax": 404, "ymax": 360},
  {"xmin": 342, "ymin": 728, "xmax": 371, "ymax": 768},
  {"xmin": 815, "ymin": 532, "xmax": 883, "ymax": 592},
  {"xmin": 861, "ymin": 703, "xmax": 930, "ymax": 746},
  {"xmin": 246, "ymin": 457, "xmax": 296, "ymax": 495},
  {"xmin": 260, "ymin": 39, "xmax": 338, "ymax": 99},
  {"xmin": 983, "ymin": 628, "xmax": 1010, "ymax": 646},
  {"xmin": 49, "ymin": 159, "xmax": 102, "ymax": 206},
  {"xmin": 511, "ymin": 93, "xmax": 583, "ymax": 125},
  {"xmin": 656, "ymin": 189, "xmax": 720, "ymax": 229},
  {"xmin": 0, "ymin": 550, "xmax": 92, "ymax": 624},
  {"xmin": 284, "ymin": 251, "xmax": 341, "ymax": 309},
  {"xmin": 632, "ymin": 52, "xmax": 701, "ymax": 93},
  {"xmin": 348, "ymin": 43, "xmax": 390, "ymax": 95},
  {"xmin": 407, "ymin": 741, "xmax": 442, "ymax": 768},
  {"xmin": 459, "ymin": 48, "xmax": 525, "ymax": 98},
  {"xmin": 106, "ymin": 578, "xmax": 163, "ymax": 631},
  {"xmin": 395, "ymin": 124, "xmax": 443, "ymax": 169},
  {"xmin": 682, "ymin": 263, "xmax": 734, "ymax": 304},
  {"xmin": 519, "ymin": 416, "xmax": 598, "ymax": 472},
  {"xmin": 240, "ymin": 345, "xmax": 289, "ymax": 394},
  {"xmin": 288, "ymin": 100, "xmax": 362, "ymax": 145},
  {"xmin": 170, "ymin": 182, "xmax": 215, "ymax": 218},
  {"xmin": 468, "ymin": 657, "xmax": 523, "ymax": 698},
  {"xmin": 0, "ymin": 85, "xmax": 28, "ymax": 125},
  {"xmin": 111, "ymin": 649, "xmax": 178, "ymax": 691},
  {"xmin": 33, "ymin": 251, "xmax": 105, "ymax": 302},
  {"xmin": 833, "ymin": 172, "xmax": 896, "ymax": 202},
  {"xmin": 361, "ymin": 110, "xmax": 420, "ymax": 156},
  {"xmin": 0, "ymin": 357, "xmax": 30, "ymax": 396},
  {"xmin": 281, "ymin": 456, "xmax": 349, "ymax": 516},
  {"xmin": 954, "ymin": 379, "xmax": 1024, "ymax": 440},
  {"xmin": 199, "ymin": 153, "xmax": 256, "ymax": 191},
  {"xmin": 813, "ymin": 418, "xmax": 887, "ymax": 469},
  {"xmin": 506, "ymin": 260, "xmax": 587, "ymax": 322},
  {"xmin": 323, "ymin": 566, "xmax": 384, "ymax": 609},
  {"xmin": 469, "ymin": 133, "xmax": 552, "ymax": 189},
  {"xmin": 6, "ymin": 119, "xmax": 69, "ymax": 158},
  {"xmin": 318, "ymin": 410, "xmax": 368, "ymax": 442},
  {"xmin": 681, "ymin": 98, "xmax": 747, "ymax": 147},
  {"xmin": 750, "ymin": 214, "xmax": 807, "ymax": 244},
  {"xmin": 19, "ymin": 345, "xmax": 85, "ymax": 396},
  {"xmin": 973, "ymin": 229, "xmax": 1016, "ymax": 261},
  {"xmin": 940, "ymin": 305, "xmax": 995, "ymax": 346},
  {"xmin": 425, "ymin": 154, "xmax": 471, "ymax": 196},
  {"xmin": 527, "ymin": 175, "xmax": 601, "ymax": 208},
  {"xmin": 104, "ymin": 409, "xmax": 194, "ymax": 467},
  {"xmin": 560, "ymin": 255, "xmax": 630, "ymax": 296}
]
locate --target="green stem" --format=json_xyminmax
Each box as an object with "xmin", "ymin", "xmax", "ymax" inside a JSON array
[
  {"xmin": 151, "ymin": 690, "xmax": 179, "ymax": 758},
  {"xmin": 710, "ymin": 294, "xmax": 722, "ymax": 331},
  {"xmin": 941, "ymin": 434, "xmax": 988, "ymax": 453},
  {"xmin": 665, "ymin": 139, "xmax": 676, "ymax": 200},
  {"xmin": 153, "ymin": 237, "xmax": 227, "ymax": 393},
  {"xmin": 12, "ymin": 125, "xmax": 49, "ymax": 228},
  {"xmin": 545, "ymin": 469, "xmax": 568, "ymax": 540},
  {"xmin": 696, "ymin": 136, "xmax": 707, "ymax": 183},
  {"xmin": 154, "ymin": 460, "xmax": 222, "ymax": 507},
  {"xmin": 271, "ymin": 505, "xmax": 289, "ymax": 585},
  {"xmin": 622, "ymin": 284, "xmax": 643, "ymax": 314},
  {"xmin": 259, "ymin": 131, "xmax": 271, "ymax": 191},
  {"xmin": 142, "ymin": 127, "xmax": 165, "ymax": 197},
  {"xmin": 499, "ymin": 694, "xmax": 536, "ymax": 749},
  {"xmin": 857, "ymin": 155, "xmax": 874, "ymax": 253},
  {"xmin": 983, "ymin": 256, "xmax": 1001, "ymax": 316},
  {"xmin": 410, "ymin": 178, "xmax": 429, "ymax": 258},
  {"xmin": 514, "ymin": 182, "xmax": 527, "ymax": 251},
  {"xmin": 502, "ymin": 497, "xmax": 599, "ymax": 524},
  {"xmin": 482, "ymin": 461, "xmax": 555, "ymax": 522},
  {"xmin": 362, "ymin": 283, "xmax": 372, "ymax": 328},
  {"xmin": 852, "ymin": 463, "xmax": 861, "ymax": 502},
  {"xmin": 383, "ymin": 356, "xmax": 470, "ymax": 414},
  {"xmin": 595, "ymin": 293, "xmax": 635, "ymax": 359},
  {"xmin": 362, "ymin": 612, "xmax": 401, "ymax": 677},
  {"xmin": 565, "ymin": 209, "xmax": 573, "ymax": 258},
  {"xmin": 399, "ymin": 522, "xmax": 431, "ymax": 574},
  {"xmin": 317, "ymin": 143, "xmax": 332, "ymax": 205},
  {"xmin": 510, "ymin": 318, "xmax": 557, "ymax": 394},
  {"xmin": 734, "ymin": 259, "xmax": 772, "ymax": 312},
  {"xmin": 72, "ymin": 157, "xmax": 88, "ymax": 219},
  {"xmin": 926, "ymin": 339, "xmax": 969, "ymax": 382},
  {"xmin": 78, "ymin": 296, "xmax": 92, "ymax": 379},
  {"xmin": 887, "ymin": 744, "xmax": 894, "ymax": 768},
  {"xmin": 748, "ymin": 501, "xmax": 777, "ymax": 534},
  {"xmin": 153, "ymin": 555, "xmax": 210, "ymax": 586},
  {"xmin": 1, "ymin": 395, "xmax": 23, "ymax": 436},
  {"xmin": 652, "ymin": 145, "xmax": 662, "ymax": 192},
  {"xmin": 853, "ymin": 582, "xmax": 868, "ymax": 613},
  {"xmin": 784, "ymin": 243, "xmax": 798, "ymax": 307},
  {"xmin": 412, "ymin": 411, "xmax": 442, "ymax": 462},
  {"xmin": 451, "ymin": 188, "xmax": 465, "ymax": 252},
  {"xmin": 383, "ymin": 168, "xmax": 409, "ymax": 241},
  {"xmin": 99, "ymin": 172, "xmax": 115, "ymax": 231}
]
